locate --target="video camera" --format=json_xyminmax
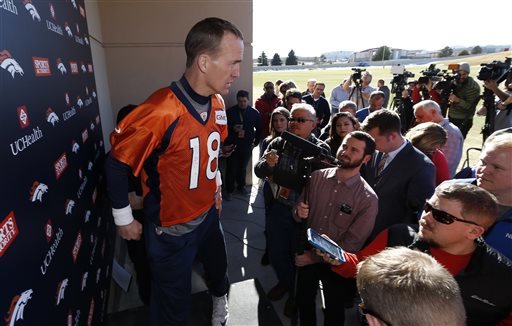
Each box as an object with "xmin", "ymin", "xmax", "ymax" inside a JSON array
[
  {"xmin": 351, "ymin": 68, "xmax": 366, "ymax": 85},
  {"xmin": 390, "ymin": 65, "xmax": 415, "ymax": 95},
  {"xmin": 418, "ymin": 64, "xmax": 443, "ymax": 84},
  {"xmin": 477, "ymin": 58, "xmax": 511, "ymax": 83}
]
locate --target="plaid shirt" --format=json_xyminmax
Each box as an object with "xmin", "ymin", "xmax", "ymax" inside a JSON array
[{"xmin": 440, "ymin": 118, "xmax": 464, "ymax": 177}]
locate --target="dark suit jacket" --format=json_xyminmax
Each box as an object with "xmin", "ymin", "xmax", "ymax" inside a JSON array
[{"xmin": 363, "ymin": 141, "xmax": 435, "ymax": 240}]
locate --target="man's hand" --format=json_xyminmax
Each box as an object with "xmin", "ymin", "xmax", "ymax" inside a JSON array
[
  {"xmin": 483, "ymin": 79, "xmax": 499, "ymax": 92},
  {"xmin": 295, "ymin": 250, "xmax": 321, "ymax": 267},
  {"xmin": 448, "ymin": 94, "xmax": 460, "ymax": 103},
  {"xmin": 264, "ymin": 150, "xmax": 279, "ymax": 167},
  {"xmin": 296, "ymin": 202, "xmax": 309, "ymax": 219},
  {"xmin": 117, "ymin": 220, "xmax": 143, "ymax": 240},
  {"xmin": 314, "ymin": 249, "xmax": 343, "ymax": 266},
  {"xmin": 215, "ymin": 187, "xmax": 222, "ymax": 215}
]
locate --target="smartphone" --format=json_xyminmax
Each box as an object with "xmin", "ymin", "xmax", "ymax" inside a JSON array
[{"xmin": 307, "ymin": 228, "xmax": 346, "ymax": 263}]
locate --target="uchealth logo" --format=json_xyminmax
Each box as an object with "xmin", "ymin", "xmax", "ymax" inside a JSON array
[
  {"xmin": 23, "ymin": 0, "xmax": 40, "ymax": 21},
  {"xmin": 45, "ymin": 218, "xmax": 53, "ymax": 242},
  {"xmin": 46, "ymin": 107, "xmax": 60, "ymax": 126},
  {"xmin": 40, "ymin": 227, "xmax": 63, "ymax": 275},
  {"xmin": 10, "ymin": 126, "xmax": 43, "ymax": 156},
  {"xmin": 1, "ymin": 0, "xmax": 18, "ymax": 15},
  {"xmin": 65, "ymin": 199, "xmax": 75, "ymax": 215},
  {"xmin": 0, "ymin": 50, "xmax": 24, "ymax": 78},
  {"xmin": 5, "ymin": 289, "xmax": 33, "ymax": 326},
  {"xmin": 56, "ymin": 58, "xmax": 67, "ymax": 74},
  {"xmin": 17, "ymin": 106, "xmax": 29, "ymax": 128},
  {"xmin": 54, "ymin": 153, "xmax": 68, "ymax": 180},
  {"xmin": 72, "ymin": 231, "xmax": 82, "ymax": 263},
  {"xmin": 56, "ymin": 278, "xmax": 69, "ymax": 305},
  {"xmin": 0, "ymin": 211, "xmax": 19, "ymax": 257},
  {"xmin": 30, "ymin": 181, "xmax": 48, "ymax": 202}
]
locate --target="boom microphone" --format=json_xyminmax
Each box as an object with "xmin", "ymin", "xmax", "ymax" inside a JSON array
[{"xmin": 281, "ymin": 131, "xmax": 340, "ymax": 166}]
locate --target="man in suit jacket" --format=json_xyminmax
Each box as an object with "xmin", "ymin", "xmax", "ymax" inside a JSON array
[{"xmin": 361, "ymin": 110, "xmax": 435, "ymax": 240}]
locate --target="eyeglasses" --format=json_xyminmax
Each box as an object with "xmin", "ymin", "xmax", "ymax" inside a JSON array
[
  {"xmin": 358, "ymin": 302, "xmax": 392, "ymax": 326},
  {"xmin": 424, "ymin": 202, "xmax": 480, "ymax": 226},
  {"xmin": 288, "ymin": 117, "xmax": 314, "ymax": 123}
]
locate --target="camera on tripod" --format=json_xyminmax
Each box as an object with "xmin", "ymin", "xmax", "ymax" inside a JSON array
[
  {"xmin": 351, "ymin": 68, "xmax": 366, "ymax": 84},
  {"xmin": 418, "ymin": 64, "xmax": 443, "ymax": 84},
  {"xmin": 477, "ymin": 58, "xmax": 511, "ymax": 83},
  {"xmin": 390, "ymin": 65, "xmax": 414, "ymax": 95}
]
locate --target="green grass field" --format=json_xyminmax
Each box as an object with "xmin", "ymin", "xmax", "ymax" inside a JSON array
[{"xmin": 252, "ymin": 52, "xmax": 511, "ymax": 170}]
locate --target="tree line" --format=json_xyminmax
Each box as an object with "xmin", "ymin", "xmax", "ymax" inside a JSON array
[{"xmin": 257, "ymin": 46, "xmax": 484, "ymax": 66}]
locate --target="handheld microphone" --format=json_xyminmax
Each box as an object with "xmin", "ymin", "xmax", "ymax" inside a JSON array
[{"xmin": 280, "ymin": 131, "xmax": 340, "ymax": 166}]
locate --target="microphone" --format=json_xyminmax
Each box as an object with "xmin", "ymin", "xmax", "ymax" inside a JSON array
[{"xmin": 280, "ymin": 131, "xmax": 340, "ymax": 166}]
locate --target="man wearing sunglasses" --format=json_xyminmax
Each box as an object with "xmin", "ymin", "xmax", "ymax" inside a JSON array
[
  {"xmin": 319, "ymin": 183, "xmax": 512, "ymax": 325},
  {"xmin": 357, "ymin": 247, "xmax": 466, "ymax": 326},
  {"xmin": 255, "ymin": 103, "xmax": 330, "ymax": 317}
]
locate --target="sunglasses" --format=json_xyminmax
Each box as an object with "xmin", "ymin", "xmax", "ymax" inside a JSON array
[
  {"xmin": 358, "ymin": 302, "xmax": 392, "ymax": 326},
  {"xmin": 288, "ymin": 117, "xmax": 314, "ymax": 123},
  {"xmin": 424, "ymin": 202, "xmax": 480, "ymax": 226}
]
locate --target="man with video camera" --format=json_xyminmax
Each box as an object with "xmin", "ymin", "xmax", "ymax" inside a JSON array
[
  {"xmin": 478, "ymin": 76, "xmax": 512, "ymax": 132},
  {"xmin": 343, "ymin": 70, "xmax": 375, "ymax": 109},
  {"xmin": 254, "ymin": 103, "xmax": 330, "ymax": 317},
  {"xmin": 447, "ymin": 62, "xmax": 481, "ymax": 138}
]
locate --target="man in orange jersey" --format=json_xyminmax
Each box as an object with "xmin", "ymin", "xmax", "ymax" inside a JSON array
[{"xmin": 105, "ymin": 17, "xmax": 244, "ymax": 326}]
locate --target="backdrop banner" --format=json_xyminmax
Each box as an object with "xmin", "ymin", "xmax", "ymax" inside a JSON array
[{"xmin": 0, "ymin": 0, "xmax": 114, "ymax": 325}]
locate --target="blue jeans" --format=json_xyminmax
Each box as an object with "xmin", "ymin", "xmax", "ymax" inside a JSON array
[
  {"xmin": 268, "ymin": 201, "xmax": 301, "ymax": 291},
  {"xmin": 145, "ymin": 206, "xmax": 229, "ymax": 325}
]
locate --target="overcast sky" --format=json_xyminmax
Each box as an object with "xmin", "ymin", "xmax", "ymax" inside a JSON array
[{"xmin": 253, "ymin": 0, "xmax": 510, "ymax": 57}]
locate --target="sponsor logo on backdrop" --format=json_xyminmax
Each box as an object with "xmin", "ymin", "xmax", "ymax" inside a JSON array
[
  {"xmin": 65, "ymin": 199, "xmax": 75, "ymax": 215},
  {"xmin": 80, "ymin": 62, "xmax": 86, "ymax": 73},
  {"xmin": 75, "ymin": 23, "xmax": 79, "ymax": 34},
  {"xmin": 65, "ymin": 92, "xmax": 70, "ymax": 106},
  {"xmin": 89, "ymin": 235, "xmax": 97, "ymax": 265},
  {"xmin": 56, "ymin": 58, "xmax": 67, "ymax": 74},
  {"xmin": 79, "ymin": 5, "xmax": 85, "ymax": 17},
  {"xmin": 49, "ymin": 2, "xmax": 55, "ymax": 20},
  {"xmin": 30, "ymin": 181, "xmax": 48, "ymax": 202},
  {"xmin": 63, "ymin": 107, "xmax": 76, "ymax": 121},
  {"xmin": 33, "ymin": 57, "xmax": 51, "ymax": 76},
  {"xmin": 81, "ymin": 272, "xmax": 88, "ymax": 291},
  {"xmin": 75, "ymin": 35, "xmax": 84, "ymax": 45},
  {"xmin": 92, "ymin": 90, "xmax": 97, "ymax": 99},
  {"xmin": 89, "ymin": 122, "xmax": 95, "ymax": 131},
  {"xmin": 56, "ymin": 278, "xmax": 69, "ymax": 305},
  {"xmin": 0, "ymin": 211, "xmax": 18, "ymax": 257},
  {"xmin": 45, "ymin": 218, "xmax": 53, "ymax": 242},
  {"xmin": 87, "ymin": 161, "xmax": 93, "ymax": 171},
  {"xmin": 84, "ymin": 210, "xmax": 91, "ymax": 223},
  {"xmin": 73, "ymin": 310, "xmax": 81, "ymax": 326},
  {"xmin": 64, "ymin": 22, "xmax": 72, "ymax": 37},
  {"xmin": 17, "ymin": 106, "xmax": 29, "ymax": 128},
  {"xmin": 87, "ymin": 64, "xmax": 93, "ymax": 73},
  {"xmin": 46, "ymin": 107, "xmax": 60, "ymax": 126},
  {"xmin": 10, "ymin": 126, "xmax": 43, "ymax": 156},
  {"xmin": 84, "ymin": 35, "xmax": 89, "ymax": 45},
  {"xmin": 72, "ymin": 231, "xmax": 82, "ymax": 263},
  {"xmin": 54, "ymin": 153, "xmax": 68, "ymax": 180},
  {"xmin": 77, "ymin": 176, "xmax": 88, "ymax": 199},
  {"xmin": 81, "ymin": 129, "xmax": 88, "ymax": 143},
  {"xmin": 77, "ymin": 96, "xmax": 83, "ymax": 108},
  {"xmin": 87, "ymin": 298, "xmax": 94, "ymax": 326},
  {"xmin": 70, "ymin": 61, "xmax": 78, "ymax": 74},
  {"xmin": 71, "ymin": 140, "xmax": 80, "ymax": 153},
  {"xmin": 5, "ymin": 289, "xmax": 33, "ymax": 326},
  {"xmin": 0, "ymin": 50, "xmax": 24, "ymax": 78},
  {"xmin": 1, "ymin": 0, "xmax": 18, "ymax": 15},
  {"xmin": 71, "ymin": 0, "xmax": 77, "ymax": 9},
  {"xmin": 95, "ymin": 115, "xmax": 100, "ymax": 125},
  {"xmin": 40, "ymin": 227, "xmax": 63, "ymax": 275},
  {"xmin": 23, "ymin": 0, "xmax": 40, "ymax": 21}
]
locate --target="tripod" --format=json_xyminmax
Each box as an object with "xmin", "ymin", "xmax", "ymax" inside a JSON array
[{"xmin": 349, "ymin": 80, "xmax": 365, "ymax": 108}]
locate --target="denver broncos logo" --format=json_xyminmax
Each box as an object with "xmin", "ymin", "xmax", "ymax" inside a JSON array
[
  {"xmin": 71, "ymin": 141, "xmax": 80, "ymax": 153},
  {"xmin": 0, "ymin": 50, "xmax": 24, "ymax": 78},
  {"xmin": 76, "ymin": 97, "xmax": 84, "ymax": 108},
  {"xmin": 56, "ymin": 59, "xmax": 67, "ymax": 74},
  {"xmin": 70, "ymin": 0, "xmax": 77, "ymax": 9},
  {"xmin": 23, "ymin": 0, "xmax": 41, "ymax": 22},
  {"xmin": 5, "ymin": 289, "xmax": 33, "ymax": 326},
  {"xmin": 65, "ymin": 199, "xmax": 75, "ymax": 215},
  {"xmin": 84, "ymin": 36, "xmax": 89, "ymax": 45},
  {"xmin": 56, "ymin": 279, "xmax": 68, "ymax": 305},
  {"xmin": 30, "ymin": 181, "xmax": 48, "ymax": 202},
  {"xmin": 80, "ymin": 64, "xmax": 86, "ymax": 73},
  {"xmin": 64, "ymin": 23, "xmax": 72, "ymax": 37},
  {"xmin": 46, "ymin": 108, "xmax": 60, "ymax": 126}
]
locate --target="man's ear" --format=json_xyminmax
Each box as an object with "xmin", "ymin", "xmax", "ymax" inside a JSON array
[
  {"xmin": 362, "ymin": 153, "xmax": 372, "ymax": 164},
  {"xmin": 198, "ymin": 54, "xmax": 208, "ymax": 73},
  {"xmin": 467, "ymin": 225, "xmax": 485, "ymax": 240}
]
